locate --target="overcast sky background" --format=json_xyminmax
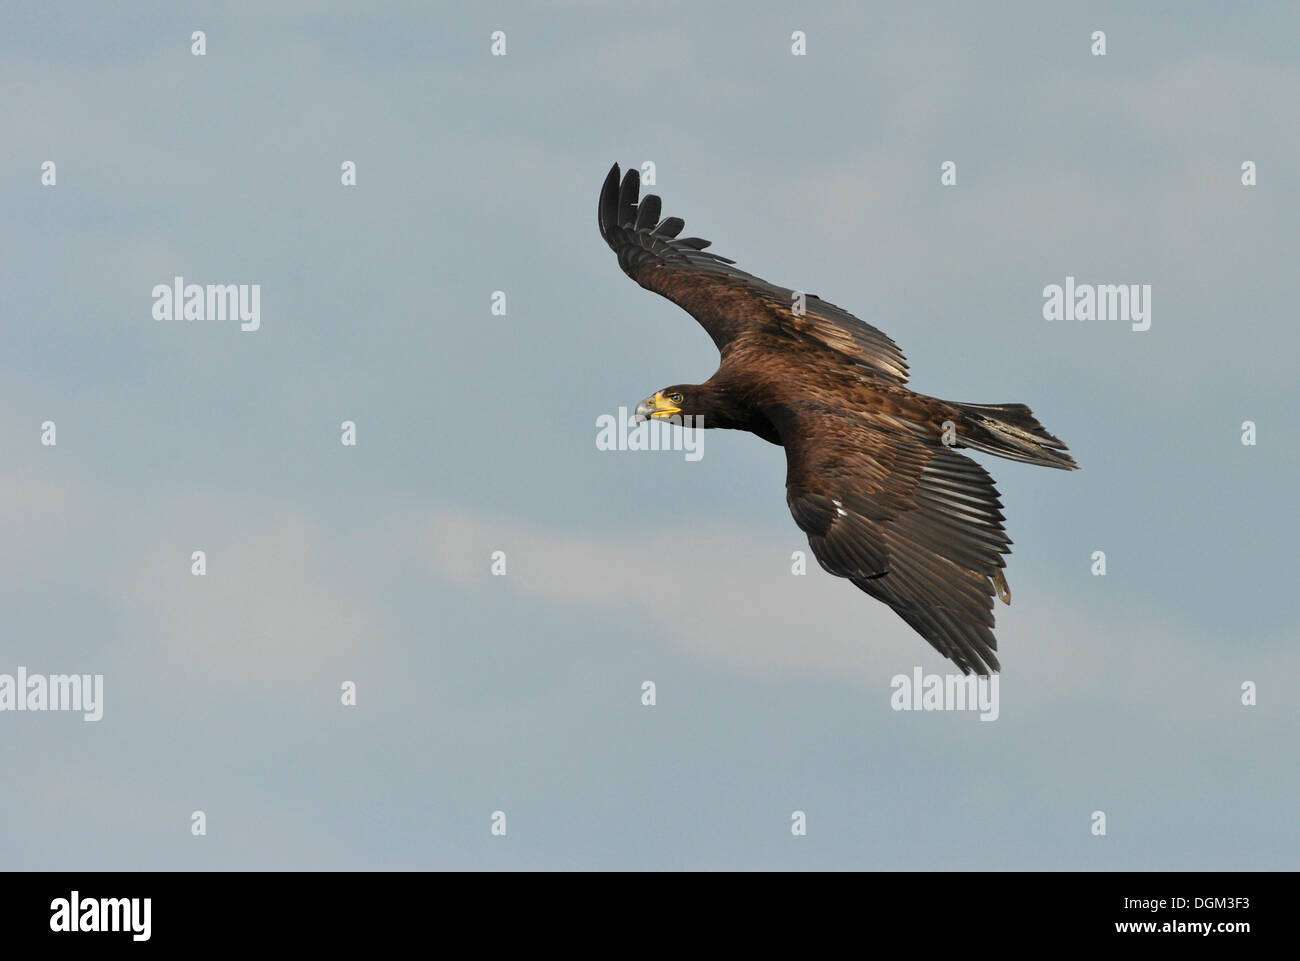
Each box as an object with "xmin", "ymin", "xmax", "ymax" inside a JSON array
[{"xmin": 2, "ymin": 1, "xmax": 1296, "ymax": 870}]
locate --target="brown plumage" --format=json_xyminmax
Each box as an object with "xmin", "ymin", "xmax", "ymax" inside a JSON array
[{"xmin": 599, "ymin": 164, "xmax": 1077, "ymax": 675}]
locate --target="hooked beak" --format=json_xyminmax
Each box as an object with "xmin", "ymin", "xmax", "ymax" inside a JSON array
[{"xmin": 634, "ymin": 391, "xmax": 682, "ymax": 423}]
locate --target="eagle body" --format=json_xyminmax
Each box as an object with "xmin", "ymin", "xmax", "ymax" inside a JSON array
[{"xmin": 600, "ymin": 164, "xmax": 1077, "ymax": 675}]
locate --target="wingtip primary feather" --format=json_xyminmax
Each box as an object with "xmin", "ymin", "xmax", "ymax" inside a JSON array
[
  {"xmin": 652, "ymin": 216, "xmax": 685, "ymax": 238},
  {"xmin": 599, "ymin": 163, "xmax": 621, "ymax": 237},
  {"xmin": 617, "ymin": 168, "xmax": 640, "ymax": 226},
  {"xmin": 635, "ymin": 194, "xmax": 662, "ymax": 231}
]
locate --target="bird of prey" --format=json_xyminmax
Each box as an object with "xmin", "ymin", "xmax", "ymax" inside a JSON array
[{"xmin": 599, "ymin": 164, "xmax": 1077, "ymax": 675}]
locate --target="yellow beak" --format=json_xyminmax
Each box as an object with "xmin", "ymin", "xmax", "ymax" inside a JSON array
[{"xmin": 635, "ymin": 391, "xmax": 682, "ymax": 421}]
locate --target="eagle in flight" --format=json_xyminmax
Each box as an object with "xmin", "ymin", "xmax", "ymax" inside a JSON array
[{"xmin": 599, "ymin": 164, "xmax": 1077, "ymax": 675}]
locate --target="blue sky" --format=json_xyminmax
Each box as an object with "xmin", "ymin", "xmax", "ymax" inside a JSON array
[{"xmin": 1, "ymin": 1, "xmax": 1296, "ymax": 869}]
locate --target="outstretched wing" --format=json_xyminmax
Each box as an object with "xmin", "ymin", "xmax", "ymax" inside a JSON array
[
  {"xmin": 598, "ymin": 164, "xmax": 910, "ymax": 383},
  {"xmin": 777, "ymin": 406, "xmax": 1012, "ymax": 675}
]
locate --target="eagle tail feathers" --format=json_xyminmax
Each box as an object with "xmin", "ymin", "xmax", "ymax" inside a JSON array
[{"xmin": 951, "ymin": 402, "xmax": 1078, "ymax": 471}]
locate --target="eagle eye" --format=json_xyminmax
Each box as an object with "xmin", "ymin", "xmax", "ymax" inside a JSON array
[{"xmin": 670, "ymin": 393, "xmax": 684, "ymax": 404}]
